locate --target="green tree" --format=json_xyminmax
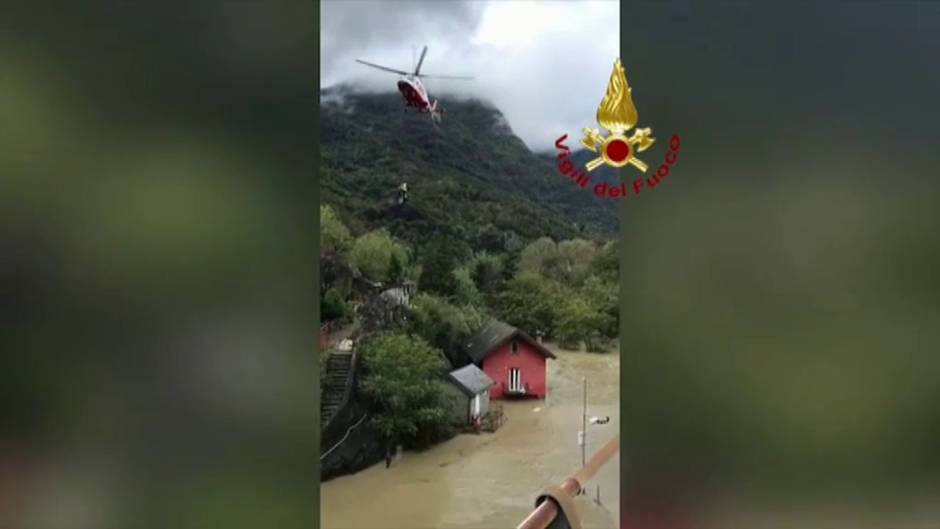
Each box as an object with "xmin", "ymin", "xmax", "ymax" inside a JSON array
[
  {"xmin": 502, "ymin": 231, "xmax": 525, "ymax": 254},
  {"xmin": 453, "ymin": 267, "xmax": 483, "ymax": 306},
  {"xmin": 589, "ymin": 240, "xmax": 618, "ymax": 283},
  {"xmin": 554, "ymin": 293, "xmax": 589, "ymax": 350},
  {"xmin": 359, "ymin": 333, "xmax": 452, "ymax": 448},
  {"xmin": 557, "ymin": 239, "xmax": 597, "ymax": 284},
  {"xmin": 555, "ymin": 290, "xmax": 612, "ymax": 352},
  {"xmin": 495, "ymin": 272, "xmax": 564, "ymax": 337},
  {"xmin": 320, "ymin": 287, "xmax": 347, "ymax": 322},
  {"xmin": 320, "ymin": 204, "xmax": 352, "ymax": 253},
  {"xmin": 349, "ymin": 229, "xmax": 406, "ymax": 282},
  {"xmin": 418, "ymin": 237, "xmax": 461, "ymax": 297},
  {"xmin": 409, "ymin": 294, "xmax": 486, "ymax": 366},
  {"xmin": 581, "ymin": 275, "xmax": 618, "ymax": 339},
  {"xmin": 518, "ymin": 237, "xmax": 559, "ymax": 278},
  {"xmin": 469, "ymin": 252, "xmax": 505, "ymax": 295}
]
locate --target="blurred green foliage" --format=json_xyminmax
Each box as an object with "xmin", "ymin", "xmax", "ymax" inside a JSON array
[{"xmin": 2, "ymin": 5, "xmax": 318, "ymax": 529}]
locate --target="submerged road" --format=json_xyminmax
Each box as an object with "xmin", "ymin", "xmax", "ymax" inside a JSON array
[{"xmin": 321, "ymin": 343, "xmax": 620, "ymax": 529}]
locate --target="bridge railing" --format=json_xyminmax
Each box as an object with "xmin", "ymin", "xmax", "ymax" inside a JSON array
[{"xmin": 516, "ymin": 436, "xmax": 619, "ymax": 529}]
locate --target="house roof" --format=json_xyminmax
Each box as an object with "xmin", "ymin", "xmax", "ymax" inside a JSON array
[
  {"xmin": 446, "ymin": 364, "xmax": 495, "ymax": 396},
  {"xmin": 464, "ymin": 320, "xmax": 557, "ymax": 364}
]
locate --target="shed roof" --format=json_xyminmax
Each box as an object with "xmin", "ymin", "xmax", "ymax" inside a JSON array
[
  {"xmin": 464, "ymin": 320, "xmax": 556, "ymax": 364},
  {"xmin": 446, "ymin": 364, "xmax": 495, "ymax": 396}
]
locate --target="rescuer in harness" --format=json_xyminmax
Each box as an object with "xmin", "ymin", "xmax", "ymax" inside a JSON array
[{"xmin": 397, "ymin": 182, "xmax": 409, "ymax": 205}]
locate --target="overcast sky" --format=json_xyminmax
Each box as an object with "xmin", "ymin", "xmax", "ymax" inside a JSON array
[{"xmin": 320, "ymin": 0, "xmax": 619, "ymax": 151}]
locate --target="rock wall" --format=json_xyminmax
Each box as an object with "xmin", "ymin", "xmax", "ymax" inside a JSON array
[{"xmin": 320, "ymin": 393, "xmax": 385, "ymax": 481}]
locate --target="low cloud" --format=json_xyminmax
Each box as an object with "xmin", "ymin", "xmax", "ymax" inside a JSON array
[{"xmin": 321, "ymin": 0, "xmax": 619, "ymax": 152}]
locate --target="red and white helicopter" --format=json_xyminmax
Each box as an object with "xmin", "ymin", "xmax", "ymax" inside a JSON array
[{"xmin": 356, "ymin": 45, "xmax": 473, "ymax": 122}]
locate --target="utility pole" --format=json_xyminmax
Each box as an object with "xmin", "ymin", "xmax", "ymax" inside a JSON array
[
  {"xmin": 581, "ymin": 376, "xmax": 587, "ymax": 473},
  {"xmin": 577, "ymin": 376, "xmax": 587, "ymax": 495}
]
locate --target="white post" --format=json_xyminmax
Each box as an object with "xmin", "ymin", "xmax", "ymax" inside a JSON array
[
  {"xmin": 582, "ymin": 376, "xmax": 587, "ymax": 467},
  {"xmin": 581, "ymin": 376, "xmax": 587, "ymax": 494}
]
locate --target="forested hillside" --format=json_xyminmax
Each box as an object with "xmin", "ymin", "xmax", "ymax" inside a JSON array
[{"xmin": 319, "ymin": 86, "xmax": 620, "ymax": 252}]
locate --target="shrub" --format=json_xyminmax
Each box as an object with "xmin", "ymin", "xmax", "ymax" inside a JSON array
[
  {"xmin": 321, "ymin": 288, "xmax": 347, "ymax": 322},
  {"xmin": 359, "ymin": 333, "xmax": 451, "ymax": 449}
]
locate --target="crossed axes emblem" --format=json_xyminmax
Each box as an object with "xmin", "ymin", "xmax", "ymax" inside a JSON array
[{"xmin": 580, "ymin": 127, "xmax": 656, "ymax": 172}]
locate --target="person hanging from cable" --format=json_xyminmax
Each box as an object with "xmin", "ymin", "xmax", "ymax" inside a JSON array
[{"xmin": 397, "ymin": 182, "xmax": 409, "ymax": 205}]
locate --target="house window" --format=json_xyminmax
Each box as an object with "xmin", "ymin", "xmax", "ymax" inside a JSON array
[
  {"xmin": 510, "ymin": 340, "xmax": 519, "ymax": 355},
  {"xmin": 509, "ymin": 368, "xmax": 522, "ymax": 392}
]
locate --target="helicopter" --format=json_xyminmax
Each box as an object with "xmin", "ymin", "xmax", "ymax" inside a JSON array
[{"xmin": 355, "ymin": 45, "xmax": 473, "ymax": 122}]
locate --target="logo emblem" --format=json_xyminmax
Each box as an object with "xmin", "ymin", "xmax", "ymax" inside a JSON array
[{"xmin": 581, "ymin": 59, "xmax": 655, "ymax": 172}]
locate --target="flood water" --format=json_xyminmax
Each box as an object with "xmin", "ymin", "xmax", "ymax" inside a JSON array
[{"xmin": 321, "ymin": 344, "xmax": 620, "ymax": 529}]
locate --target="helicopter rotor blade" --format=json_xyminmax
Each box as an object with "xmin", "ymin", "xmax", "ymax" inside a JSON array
[
  {"xmin": 417, "ymin": 74, "xmax": 475, "ymax": 80},
  {"xmin": 414, "ymin": 45, "xmax": 428, "ymax": 76},
  {"xmin": 355, "ymin": 59, "xmax": 410, "ymax": 76}
]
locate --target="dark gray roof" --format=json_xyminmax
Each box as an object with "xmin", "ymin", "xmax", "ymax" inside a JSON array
[
  {"xmin": 446, "ymin": 364, "xmax": 495, "ymax": 396},
  {"xmin": 463, "ymin": 320, "xmax": 556, "ymax": 364}
]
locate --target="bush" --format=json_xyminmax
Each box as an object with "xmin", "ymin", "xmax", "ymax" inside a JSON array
[
  {"xmin": 321, "ymin": 288, "xmax": 347, "ymax": 322},
  {"xmin": 359, "ymin": 333, "xmax": 451, "ymax": 449}
]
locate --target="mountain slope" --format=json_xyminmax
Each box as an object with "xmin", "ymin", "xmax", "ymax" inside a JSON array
[{"xmin": 319, "ymin": 87, "xmax": 619, "ymax": 251}]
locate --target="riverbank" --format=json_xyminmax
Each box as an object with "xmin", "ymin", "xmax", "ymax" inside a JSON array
[{"xmin": 320, "ymin": 343, "xmax": 619, "ymax": 529}]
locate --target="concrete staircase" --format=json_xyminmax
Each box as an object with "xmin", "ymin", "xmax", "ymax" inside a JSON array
[{"xmin": 321, "ymin": 351, "xmax": 354, "ymax": 428}]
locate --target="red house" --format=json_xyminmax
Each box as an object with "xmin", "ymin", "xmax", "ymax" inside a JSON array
[{"xmin": 464, "ymin": 320, "xmax": 556, "ymax": 400}]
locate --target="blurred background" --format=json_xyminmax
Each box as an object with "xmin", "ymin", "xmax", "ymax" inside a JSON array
[
  {"xmin": 618, "ymin": 3, "xmax": 940, "ymax": 528},
  {"xmin": 1, "ymin": 4, "xmax": 316, "ymax": 528},
  {"xmin": 4, "ymin": 2, "xmax": 940, "ymax": 528}
]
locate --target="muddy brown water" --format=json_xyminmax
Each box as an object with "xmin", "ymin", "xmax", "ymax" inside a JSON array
[{"xmin": 321, "ymin": 344, "xmax": 620, "ymax": 529}]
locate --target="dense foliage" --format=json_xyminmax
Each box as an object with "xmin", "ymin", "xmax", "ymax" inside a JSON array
[
  {"xmin": 320, "ymin": 205, "xmax": 352, "ymax": 253},
  {"xmin": 348, "ymin": 228, "xmax": 408, "ymax": 283},
  {"xmin": 408, "ymin": 293, "xmax": 487, "ymax": 367},
  {"xmin": 320, "ymin": 200, "xmax": 619, "ymax": 351},
  {"xmin": 320, "ymin": 287, "xmax": 348, "ymax": 323},
  {"xmin": 359, "ymin": 333, "xmax": 452, "ymax": 449},
  {"xmin": 417, "ymin": 237, "xmax": 468, "ymax": 297},
  {"xmin": 495, "ymin": 238, "xmax": 618, "ymax": 352},
  {"xmin": 319, "ymin": 88, "xmax": 620, "ymax": 248}
]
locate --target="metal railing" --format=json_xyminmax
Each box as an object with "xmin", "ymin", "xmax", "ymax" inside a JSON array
[
  {"xmin": 516, "ymin": 436, "xmax": 619, "ymax": 529},
  {"xmin": 320, "ymin": 413, "xmax": 369, "ymax": 461}
]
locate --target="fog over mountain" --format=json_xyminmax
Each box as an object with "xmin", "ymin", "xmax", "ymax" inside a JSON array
[{"xmin": 320, "ymin": 0, "xmax": 619, "ymax": 152}]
